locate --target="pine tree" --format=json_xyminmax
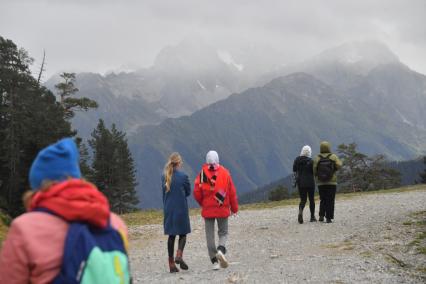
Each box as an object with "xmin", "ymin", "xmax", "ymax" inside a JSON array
[
  {"xmin": 89, "ymin": 120, "xmax": 139, "ymax": 213},
  {"xmin": 337, "ymin": 143, "xmax": 368, "ymax": 192},
  {"xmin": 365, "ymin": 154, "xmax": 401, "ymax": 190},
  {"xmin": 55, "ymin": 72, "xmax": 98, "ymax": 119},
  {"xmin": 0, "ymin": 36, "xmax": 74, "ymax": 216},
  {"xmin": 337, "ymin": 143, "xmax": 401, "ymax": 191},
  {"xmin": 75, "ymin": 137, "xmax": 93, "ymax": 180},
  {"xmin": 110, "ymin": 124, "xmax": 139, "ymax": 213},
  {"xmin": 89, "ymin": 119, "xmax": 115, "ymax": 199}
]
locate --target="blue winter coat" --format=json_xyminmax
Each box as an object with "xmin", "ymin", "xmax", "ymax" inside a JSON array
[{"xmin": 162, "ymin": 170, "xmax": 191, "ymax": 236}]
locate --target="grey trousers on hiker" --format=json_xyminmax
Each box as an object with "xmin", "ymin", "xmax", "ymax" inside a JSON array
[{"xmin": 204, "ymin": 218, "xmax": 228, "ymax": 259}]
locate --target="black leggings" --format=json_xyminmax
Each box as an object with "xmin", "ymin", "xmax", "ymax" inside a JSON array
[
  {"xmin": 299, "ymin": 187, "xmax": 315, "ymax": 216},
  {"xmin": 168, "ymin": 235, "xmax": 187, "ymax": 258}
]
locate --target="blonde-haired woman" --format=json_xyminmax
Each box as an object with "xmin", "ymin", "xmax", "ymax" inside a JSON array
[{"xmin": 162, "ymin": 152, "xmax": 191, "ymax": 273}]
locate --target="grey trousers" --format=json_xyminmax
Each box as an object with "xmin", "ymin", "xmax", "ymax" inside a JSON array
[{"xmin": 204, "ymin": 218, "xmax": 228, "ymax": 259}]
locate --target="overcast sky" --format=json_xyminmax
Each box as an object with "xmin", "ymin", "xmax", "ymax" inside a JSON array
[{"xmin": 1, "ymin": 0, "xmax": 425, "ymax": 78}]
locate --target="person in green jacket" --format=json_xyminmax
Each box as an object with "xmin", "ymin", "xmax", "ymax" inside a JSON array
[{"xmin": 313, "ymin": 141, "xmax": 342, "ymax": 223}]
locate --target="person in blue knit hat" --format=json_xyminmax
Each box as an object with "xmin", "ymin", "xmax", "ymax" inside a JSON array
[{"xmin": 0, "ymin": 138, "xmax": 131, "ymax": 284}]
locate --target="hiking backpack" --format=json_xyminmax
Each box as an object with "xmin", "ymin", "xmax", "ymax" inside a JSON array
[
  {"xmin": 36, "ymin": 209, "xmax": 131, "ymax": 284},
  {"xmin": 316, "ymin": 154, "xmax": 335, "ymax": 182}
]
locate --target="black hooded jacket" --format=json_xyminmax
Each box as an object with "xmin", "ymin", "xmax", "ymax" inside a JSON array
[{"xmin": 293, "ymin": 156, "xmax": 315, "ymax": 189}]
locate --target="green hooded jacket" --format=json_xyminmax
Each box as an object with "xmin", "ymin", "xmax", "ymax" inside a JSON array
[{"xmin": 313, "ymin": 141, "xmax": 342, "ymax": 186}]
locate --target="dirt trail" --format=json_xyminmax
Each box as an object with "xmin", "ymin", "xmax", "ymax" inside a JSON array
[{"xmin": 129, "ymin": 190, "xmax": 426, "ymax": 283}]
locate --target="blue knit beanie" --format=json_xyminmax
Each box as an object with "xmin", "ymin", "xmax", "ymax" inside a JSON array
[{"xmin": 29, "ymin": 138, "xmax": 81, "ymax": 190}]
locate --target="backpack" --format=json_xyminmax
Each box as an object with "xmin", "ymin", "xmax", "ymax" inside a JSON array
[
  {"xmin": 37, "ymin": 209, "xmax": 131, "ymax": 284},
  {"xmin": 316, "ymin": 154, "xmax": 335, "ymax": 182}
]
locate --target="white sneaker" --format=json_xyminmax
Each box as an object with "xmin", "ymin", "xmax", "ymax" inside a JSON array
[
  {"xmin": 212, "ymin": 262, "xmax": 220, "ymax": 270},
  {"xmin": 216, "ymin": 250, "xmax": 229, "ymax": 268}
]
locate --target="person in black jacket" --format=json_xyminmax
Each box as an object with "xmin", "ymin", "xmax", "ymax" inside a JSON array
[{"xmin": 293, "ymin": 145, "xmax": 316, "ymax": 224}]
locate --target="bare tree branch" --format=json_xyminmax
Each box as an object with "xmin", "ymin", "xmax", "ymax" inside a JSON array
[{"xmin": 37, "ymin": 49, "xmax": 46, "ymax": 84}]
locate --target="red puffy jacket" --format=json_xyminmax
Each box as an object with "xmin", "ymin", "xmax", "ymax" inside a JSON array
[{"xmin": 193, "ymin": 164, "xmax": 238, "ymax": 218}]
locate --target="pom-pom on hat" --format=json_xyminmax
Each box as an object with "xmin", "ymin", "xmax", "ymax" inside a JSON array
[{"xmin": 29, "ymin": 138, "xmax": 81, "ymax": 190}]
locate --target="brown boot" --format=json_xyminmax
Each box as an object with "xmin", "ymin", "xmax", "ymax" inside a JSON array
[
  {"xmin": 175, "ymin": 249, "xmax": 188, "ymax": 270},
  {"xmin": 168, "ymin": 257, "xmax": 179, "ymax": 273}
]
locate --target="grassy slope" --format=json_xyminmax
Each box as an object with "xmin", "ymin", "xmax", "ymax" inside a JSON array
[{"xmin": 122, "ymin": 184, "xmax": 426, "ymax": 226}]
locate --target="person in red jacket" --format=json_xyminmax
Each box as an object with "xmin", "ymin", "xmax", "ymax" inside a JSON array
[{"xmin": 193, "ymin": 150, "xmax": 238, "ymax": 270}]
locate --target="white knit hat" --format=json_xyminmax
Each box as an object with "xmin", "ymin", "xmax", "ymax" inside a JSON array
[
  {"xmin": 300, "ymin": 145, "xmax": 312, "ymax": 158},
  {"xmin": 206, "ymin": 150, "xmax": 219, "ymax": 165}
]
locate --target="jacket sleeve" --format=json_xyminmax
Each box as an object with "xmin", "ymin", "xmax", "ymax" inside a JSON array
[
  {"xmin": 183, "ymin": 174, "xmax": 191, "ymax": 197},
  {"xmin": 228, "ymin": 175, "xmax": 239, "ymax": 214},
  {"xmin": 0, "ymin": 222, "xmax": 30, "ymax": 284},
  {"xmin": 313, "ymin": 156, "xmax": 319, "ymax": 177},
  {"xmin": 333, "ymin": 154, "xmax": 343, "ymax": 170},
  {"xmin": 292, "ymin": 158, "xmax": 298, "ymax": 173},
  {"xmin": 193, "ymin": 172, "xmax": 203, "ymax": 206}
]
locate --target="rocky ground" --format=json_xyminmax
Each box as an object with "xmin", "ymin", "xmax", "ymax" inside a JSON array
[{"xmin": 129, "ymin": 189, "xmax": 426, "ymax": 283}]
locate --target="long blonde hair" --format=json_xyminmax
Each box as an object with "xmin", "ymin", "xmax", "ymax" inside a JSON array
[{"xmin": 163, "ymin": 152, "xmax": 182, "ymax": 192}]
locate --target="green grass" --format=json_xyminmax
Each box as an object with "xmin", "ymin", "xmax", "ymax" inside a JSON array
[
  {"xmin": 360, "ymin": 250, "xmax": 373, "ymax": 258},
  {"xmin": 404, "ymin": 209, "xmax": 426, "ymax": 255},
  {"xmin": 122, "ymin": 210, "xmax": 164, "ymax": 227},
  {"xmin": 0, "ymin": 211, "xmax": 10, "ymax": 246},
  {"xmin": 417, "ymin": 246, "xmax": 426, "ymax": 255}
]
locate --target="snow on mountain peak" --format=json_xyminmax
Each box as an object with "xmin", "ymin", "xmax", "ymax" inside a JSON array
[
  {"xmin": 315, "ymin": 40, "xmax": 400, "ymax": 66},
  {"xmin": 217, "ymin": 50, "xmax": 244, "ymax": 71}
]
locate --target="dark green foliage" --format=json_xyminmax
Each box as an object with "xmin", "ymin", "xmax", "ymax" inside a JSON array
[
  {"xmin": 420, "ymin": 156, "xmax": 426, "ymax": 184},
  {"xmin": 388, "ymin": 158, "xmax": 425, "ymax": 185},
  {"xmin": 268, "ymin": 185, "xmax": 289, "ymax": 201},
  {"xmin": 291, "ymin": 189, "xmax": 300, "ymax": 198},
  {"xmin": 55, "ymin": 72, "xmax": 98, "ymax": 119},
  {"xmin": 239, "ymin": 174, "xmax": 294, "ymax": 204},
  {"xmin": 337, "ymin": 143, "xmax": 368, "ymax": 191},
  {"xmin": 0, "ymin": 36, "xmax": 74, "ymax": 216},
  {"xmin": 76, "ymin": 137, "xmax": 93, "ymax": 180},
  {"xmin": 89, "ymin": 120, "xmax": 139, "ymax": 213},
  {"xmin": 337, "ymin": 143, "xmax": 401, "ymax": 192}
]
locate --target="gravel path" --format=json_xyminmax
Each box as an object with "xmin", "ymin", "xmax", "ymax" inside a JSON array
[{"xmin": 129, "ymin": 189, "xmax": 426, "ymax": 283}]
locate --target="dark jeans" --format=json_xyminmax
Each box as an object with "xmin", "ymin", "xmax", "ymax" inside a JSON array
[
  {"xmin": 318, "ymin": 185, "xmax": 336, "ymax": 219},
  {"xmin": 298, "ymin": 186, "xmax": 315, "ymax": 216},
  {"xmin": 168, "ymin": 235, "xmax": 187, "ymax": 258}
]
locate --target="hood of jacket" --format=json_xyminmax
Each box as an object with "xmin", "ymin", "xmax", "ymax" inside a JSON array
[
  {"xmin": 29, "ymin": 179, "xmax": 110, "ymax": 228},
  {"xmin": 320, "ymin": 141, "xmax": 331, "ymax": 153}
]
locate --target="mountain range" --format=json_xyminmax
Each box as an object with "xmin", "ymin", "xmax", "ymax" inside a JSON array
[
  {"xmin": 45, "ymin": 38, "xmax": 249, "ymax": 138},
  {"xmin": 45, "ymin": 40, "xmax": 426, "ymax": 208}
]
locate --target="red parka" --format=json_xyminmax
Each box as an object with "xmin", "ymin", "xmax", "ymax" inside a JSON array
[{"xmin": 193, "ymin": 164, "xmax": 238, "ymax": 218}]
